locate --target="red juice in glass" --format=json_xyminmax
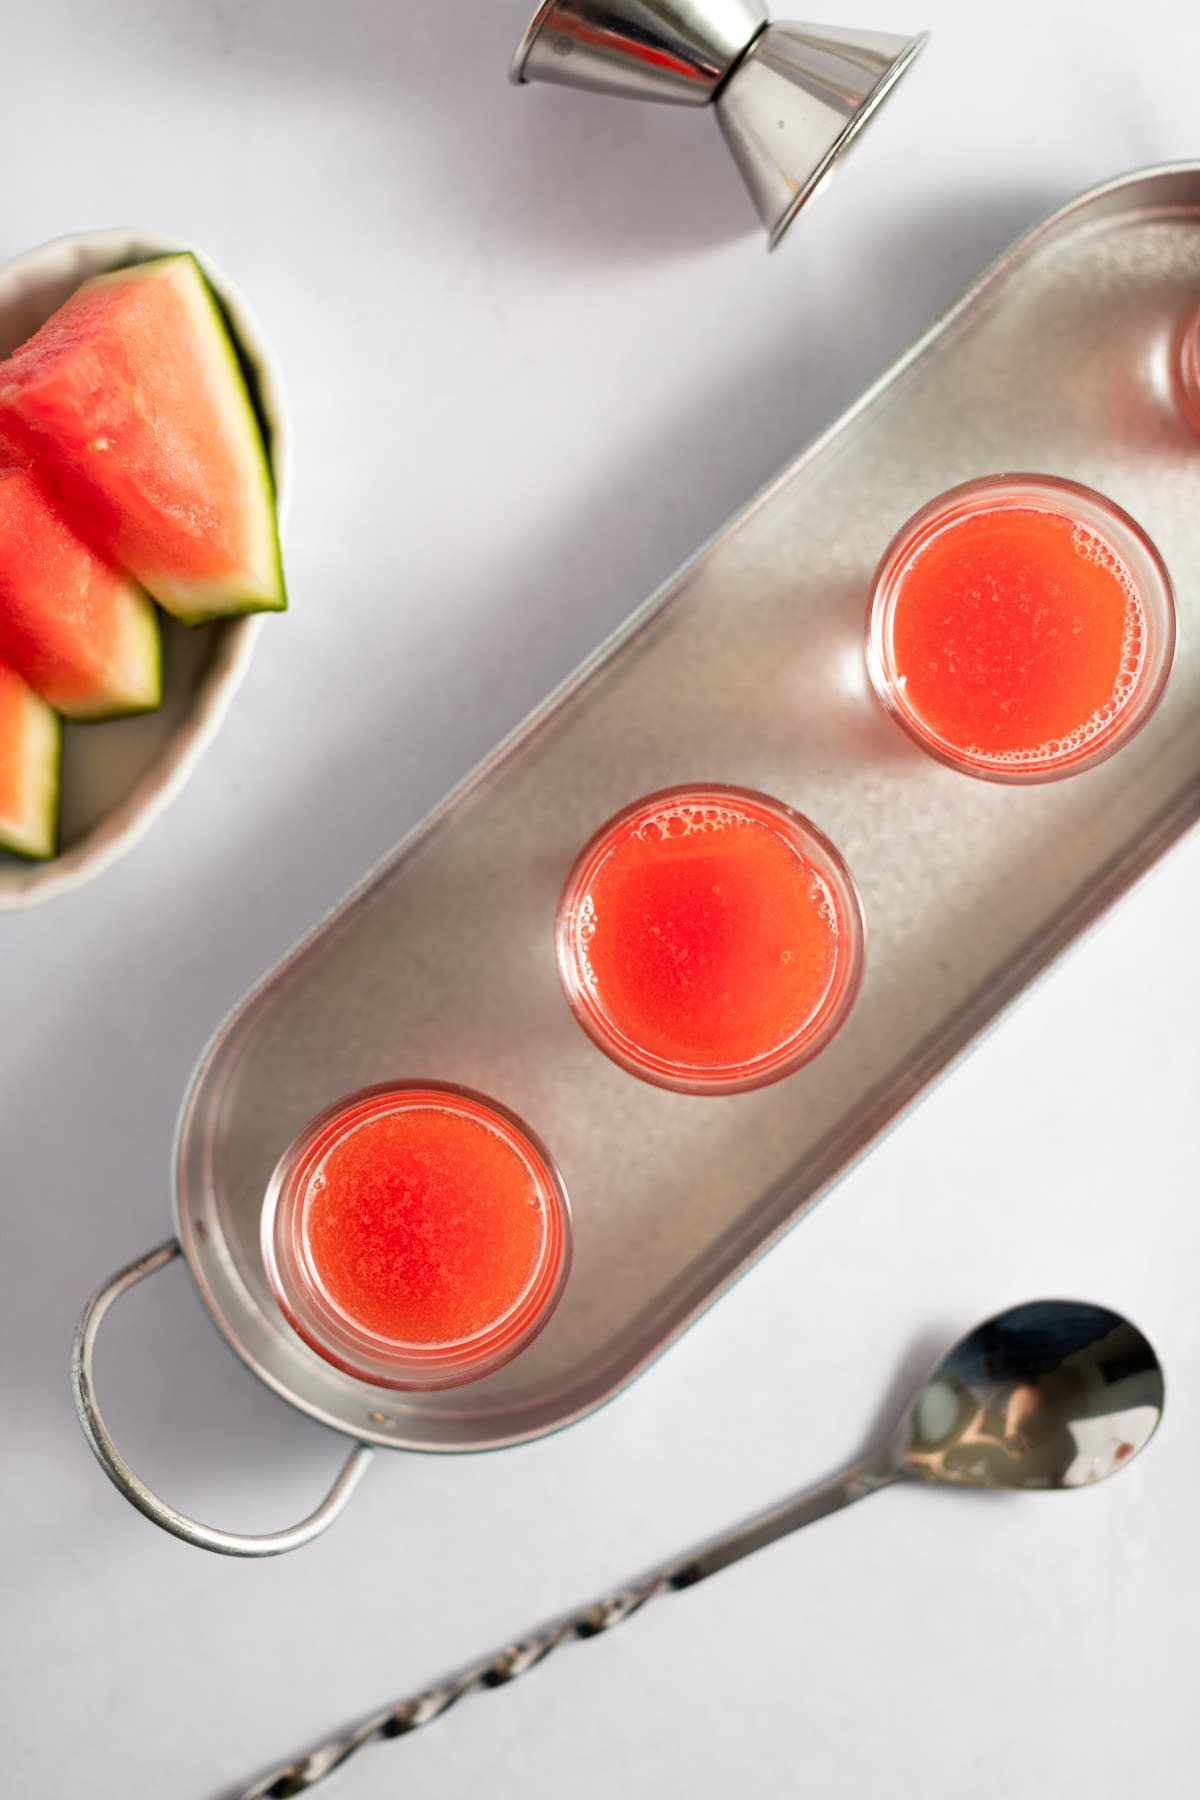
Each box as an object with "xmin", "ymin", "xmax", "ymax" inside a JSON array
[
  {"xmin": 556, "ymin": 785, "xmax": 865, "ymax": 1095},
  {"xmin": 262, "ymin": 1085, "xmax": 572, "ymax": 1389},
  {"xmin": 866, "ymin": 475, "xmax": 1176, "ymax": 783}
]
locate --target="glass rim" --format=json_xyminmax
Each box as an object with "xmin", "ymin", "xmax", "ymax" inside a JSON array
[
  {"xmin": 865, "ymin": 473, "xmax": 1177, "ymax": 786},
  {"xmin": 261, "ymin": 1081, "xmax": 573, "ymax": 1391},
  {"xmin": 554, "ymin": 782, "xmax": 867, "ymax": 1096}
]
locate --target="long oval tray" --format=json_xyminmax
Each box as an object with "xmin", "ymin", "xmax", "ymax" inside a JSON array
[{"xmin": 177, "ymin": 165, "xmax": 1200, "ymax": 1455}]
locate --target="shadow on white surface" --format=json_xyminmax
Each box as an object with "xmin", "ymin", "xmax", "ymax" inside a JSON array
[
  {"xmin": 111, "ymin": 0, "xmax": 758, "ymax": 262},
  {"xmin": 215, "ymin": 1321, "xmax": 957, "ymax": 1800}
]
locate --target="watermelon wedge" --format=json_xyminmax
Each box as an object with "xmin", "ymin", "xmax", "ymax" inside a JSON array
[
  {"xmin": 0, "ymin": 660, "xmax": 60, "ymax": 858},
  {"xmin": 0, "ymin": 254, "xmax": 285, "ymax": 625},
  {"xmin": 0, "ymin": 466, "xmax": 161, "ymax": 719}
]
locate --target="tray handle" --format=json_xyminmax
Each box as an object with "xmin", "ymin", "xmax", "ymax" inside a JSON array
[{"xmin": 71, "ymin": 1239, "xmax": 374, "ymax": 1557}]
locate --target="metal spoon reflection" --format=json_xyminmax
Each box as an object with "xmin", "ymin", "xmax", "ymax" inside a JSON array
[{"xmin": 237, "ymin": 1299, "xmax": 1163, "ymax": 1799}]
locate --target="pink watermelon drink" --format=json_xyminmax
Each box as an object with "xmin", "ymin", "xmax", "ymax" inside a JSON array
[
  {"xmin": 262, "ymin": 1086, "xmax": 573, "ymax": 1390},
  {"xmin": 866, "ymin": 476, "xmax": 1176, "ymax": 783},
  {"xmin": 0, "ymin": 465, "xmax": 159, "ymax": 718},
  {"xmin": 0, "ymin": 254, "xmax": 284, "ymax": 624},
  {"xmin": 555, "ymin": 786, "xmax": 866, "ymax": 1094},
  {"xmin": 0, "ymin": 661, "xmax": 60, "ymax": 858}
]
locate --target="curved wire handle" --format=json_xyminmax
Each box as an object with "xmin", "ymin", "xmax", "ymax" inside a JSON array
[{"xmin": 71, "ymin": 1239, "xmax": 374, "ymax": 1557}]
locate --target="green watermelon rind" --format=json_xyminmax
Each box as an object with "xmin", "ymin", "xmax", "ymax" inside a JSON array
[
  {"xmin": 166, "ymin": 253, "xmax": 286, "ymax": 626},
  {"xmin": 0, "ymin": 684, "xmax": 62, "ymax": 860}
]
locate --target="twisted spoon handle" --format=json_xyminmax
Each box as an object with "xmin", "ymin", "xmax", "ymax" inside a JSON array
[{"xmin": 236, "ymin": 1454, "xmax": 898, "ymax": 1799}]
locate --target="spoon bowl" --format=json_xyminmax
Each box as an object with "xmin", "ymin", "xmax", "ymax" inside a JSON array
[{"xmin": 901, "ymin": 1300, "xmax": 1164, "ymax": 1490}]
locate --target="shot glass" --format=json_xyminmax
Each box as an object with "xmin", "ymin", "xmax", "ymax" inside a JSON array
[
  {"xmin": 865, "ymin": 474, "xmax": 1176, "ymax": 783},
  {"xmin": 262, "ymin": 1083, "xmax": 572, "ymax": 1389},
  {"xmin": 555, "ymin": 784, "xmax": 865, "ymax": 1095}
]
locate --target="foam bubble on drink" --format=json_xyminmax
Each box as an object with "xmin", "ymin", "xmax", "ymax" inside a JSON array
[
  {"xmin": 629, "ymin": 802, "xmax": 838, "ymax": 938},
  {"xmin": 969, "ymin": 527, "xmax": 1146, "ymax": 769},
  {"xmin": 635, "ymin": 801, "xmax": 748, "ymax": 844},
  {"xmin": 576, "ymin": 891, "xmax": 598, "ymax": 987},
  {"xmin": 812, "ymin": 874, "xmax": 839, "ymax": 934}
]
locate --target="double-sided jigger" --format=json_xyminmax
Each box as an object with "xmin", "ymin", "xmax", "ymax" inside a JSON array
[{"xmin": 511, "ymin": 3, "xmax": 930, "ymax": 249}]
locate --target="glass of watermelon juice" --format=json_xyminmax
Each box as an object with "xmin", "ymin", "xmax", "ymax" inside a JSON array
[
  {"xmin": 865, "ymin": 475, "xmax": 1176, "ymax": 784},
  {"xmin": 262, "ymin": 1084, "xmax": 572, "ymax": 1389},
  {"xmin": 555, "ymin": 785, "xmax": 866, "ymax": 1095}
]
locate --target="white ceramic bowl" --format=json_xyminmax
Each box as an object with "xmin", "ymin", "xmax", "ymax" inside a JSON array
[{"xmin": 0, "ymin": 228, "xmax": 290, "ymax": 910}]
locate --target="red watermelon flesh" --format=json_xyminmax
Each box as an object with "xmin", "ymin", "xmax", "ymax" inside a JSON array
[
  {"xmin": 0, "ymin": 659, "xmax": 60, "ymax": 859},
  {"xmin": 0, "ymin": 466, "xmax": 161, "ymax": 719},
  {"xmin": 0, "ymin": 254, "xmax": 285, "ymax": 625}
]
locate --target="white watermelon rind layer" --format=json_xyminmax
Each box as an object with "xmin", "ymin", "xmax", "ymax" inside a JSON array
[
  {"xmin": 0, "ymin": 676, "xmax": 61, "ymax": 859},
  {"xmin": 69, "ymin": 254, "xmax": 287, "ymax": 627}
]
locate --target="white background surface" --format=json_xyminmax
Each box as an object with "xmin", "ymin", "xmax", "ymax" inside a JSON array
[{"xmin": 1, "ymin": 3, "xmax": 1198, "ymax": 1796}]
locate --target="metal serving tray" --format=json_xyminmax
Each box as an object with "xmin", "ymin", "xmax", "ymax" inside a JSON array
[{"xmin": 74, "ymin": 166, "xmax": 1200, "ymax": 1552}]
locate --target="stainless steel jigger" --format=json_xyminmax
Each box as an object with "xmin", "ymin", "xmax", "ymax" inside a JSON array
[{"xmin": 511, "ymin": 3, "xmax": 930, "ymax": 249}]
